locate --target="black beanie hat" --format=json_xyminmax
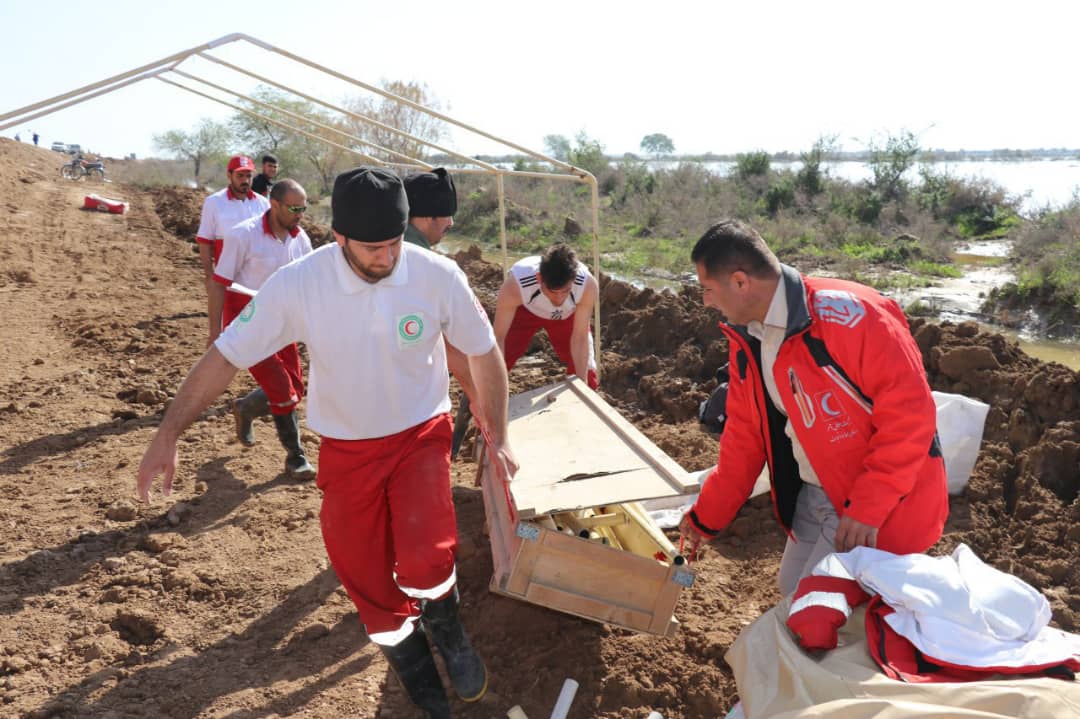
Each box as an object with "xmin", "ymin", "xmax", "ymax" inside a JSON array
[
  {"xmin": 331, "ymin": 167, "xmax": 409, "ymax": 242},
  {"xmin": 404, "ymin": 167, "xmax": 457, "ymax": 218}
]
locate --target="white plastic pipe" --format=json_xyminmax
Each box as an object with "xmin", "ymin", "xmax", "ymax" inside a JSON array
[{"xmin": 550, "ymin": 678, "xmax": 579, "ymax": 719}]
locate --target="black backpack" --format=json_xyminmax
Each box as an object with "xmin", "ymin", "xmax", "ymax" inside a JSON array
[{"xmin": 698, "ymin": 362, "xmax": 730, "ymax": 435}]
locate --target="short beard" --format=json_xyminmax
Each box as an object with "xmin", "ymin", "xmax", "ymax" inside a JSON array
[{"xmin": 341, "ymin": 245, "xmax": 394, "ymax": 283}]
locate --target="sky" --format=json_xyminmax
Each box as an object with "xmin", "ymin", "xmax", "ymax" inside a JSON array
[{"xmin": 3, "ymin": 0, "xmax": 1078, "ymax": 161}]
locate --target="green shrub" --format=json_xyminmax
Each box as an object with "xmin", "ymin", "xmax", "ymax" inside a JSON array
[{"xmin": 734, "ymin": 151, "xmax": 770, "ymax": 180}]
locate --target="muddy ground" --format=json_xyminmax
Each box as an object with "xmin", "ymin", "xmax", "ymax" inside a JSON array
[{"xmin": 1, "ymin": 137, "xmax": 1077, "ymax": 718}]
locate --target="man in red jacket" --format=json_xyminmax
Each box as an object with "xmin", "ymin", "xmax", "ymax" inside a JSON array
[{"xmin": 678, "ymin": 219, "xmax": 947, "ymax": 596}]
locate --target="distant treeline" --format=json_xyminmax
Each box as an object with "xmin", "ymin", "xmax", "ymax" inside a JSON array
[{"xmin": 449, "ymin": 147, "xmax": 1080, "ymax": 166}]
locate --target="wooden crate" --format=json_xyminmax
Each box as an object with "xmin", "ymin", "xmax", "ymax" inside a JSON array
[{"xmin": 478, "ymin": 377, "xmax": 698, "ymax": 636}]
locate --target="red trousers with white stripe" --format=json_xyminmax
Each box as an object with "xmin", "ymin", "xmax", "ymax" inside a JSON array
[
  {"xmin": 223, "ymin": 292, "xmax": 304, "ymax": 415},
  {"xmin": 317, "ymin": 414, "xmax": 458, "ymax": 645},
  {"xmin": 503, "ymin": 305, "xmax": 598, "ymax": 389}
]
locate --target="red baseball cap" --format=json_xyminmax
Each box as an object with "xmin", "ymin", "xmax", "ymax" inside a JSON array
[{"xmin": 227, "ymin": 155, "xmax": 255, "ymax": 173}]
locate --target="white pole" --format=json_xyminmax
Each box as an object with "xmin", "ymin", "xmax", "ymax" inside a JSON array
[{"xmin": 549, "ymin": 678, "xmax": 579, "ymax": 719}]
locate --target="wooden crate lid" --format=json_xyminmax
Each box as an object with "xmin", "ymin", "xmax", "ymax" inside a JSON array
[{"xmin": 505, "ymin": 377, "xmax": 698, "ymax": 518}]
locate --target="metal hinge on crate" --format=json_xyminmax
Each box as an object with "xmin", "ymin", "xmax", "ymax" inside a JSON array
[
  {"xmin": 672, "ymin": 569, "xmax": 695, "ymax": 588},
  {"xmin": 516, "ymin": 523, "xmax": 541, "ymax": 541}
]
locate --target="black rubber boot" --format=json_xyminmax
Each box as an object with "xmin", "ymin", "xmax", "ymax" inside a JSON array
[
  {"xmin": 422, "ymin": 587, "xmax": 488, "ymax": 702},
  {"xmin": 232, "ymin": 388, "xmax": 270, "ymax": 446},
  {"xmin": 450, "ymin": 394, "xmax": 472, "ymax": 461},
  {"xmin": 272, "ymin": 411, "xmax": 316, "ymax": 479},
  {"xmin": 380, "ymin": 627, "xmax": 451, "ymax": 718}
]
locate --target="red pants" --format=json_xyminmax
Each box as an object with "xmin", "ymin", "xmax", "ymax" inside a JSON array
[
  {"xmin": 223, "ymin": 292, "xmax": 304, "ymax": 415},
  {"xmin": 317, "ymin": 414, "xmax": 458, "ymax": 645},
  {"xmin": 504, "ymin": 305, "xmax": 598, "ymax": 388}
]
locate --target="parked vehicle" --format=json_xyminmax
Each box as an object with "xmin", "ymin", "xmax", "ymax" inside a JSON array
[
  {"xmin": 50, "ymin": 141, "xmax": 66, "ymax": 152},
  {"xmin": 66, "ymin": 144, "xmax": 82, "ymax": 155},
  {"xmin": 61, "ymin": 156, "xmax": 105, "ymax": 181}
]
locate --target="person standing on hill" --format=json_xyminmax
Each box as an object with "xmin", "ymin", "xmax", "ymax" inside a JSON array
[
  {"xmin": 137, "ymin": 166, "xmax": 517, "ymax": 718},
  {"xmin": 252, "ymin": 154, "xmax": 278, "ymax": 197},
  {"xmin": 212, "ymin": 178, "xmax": 315, "ymax": 477},
  {"xmin": 195, "ymin": 155, "xmax": 270, "ymax": 346},
  {"xmin": 32, "ymin": 132, "xmax": 39, "ymax": 146},
  {"xmin": 403, "ymin": 167, "xmax": 456, "ymax": 250},
  {"xmin": 678, "ymin": 219, "xmax": 948, "ymax": 596}
]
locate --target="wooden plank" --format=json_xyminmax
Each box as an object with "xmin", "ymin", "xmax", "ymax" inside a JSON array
[
  {"xmin": 477, "ymin": 440, "xmax": 519, "ymax": 584},
  {"xmin": 505, "ymin": 529, "xmax": 544, "ymax": 596},
  {"xmin": 647, "ymin": 563, "xmax": 687, "ymax": 635},
  {"xmin": 506, "ymin": 378, "xmax": 697, "ymax": 516},
  {"xmin": 561, "ymin": 377, "xmax": 698, "ymax": 494},
  {"xmin": 524, "ymin": 583, "xmax": 654, "ymax": 631}
]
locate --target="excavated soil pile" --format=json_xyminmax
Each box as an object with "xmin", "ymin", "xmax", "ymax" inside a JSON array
[
  {"xmin": 1, "ymin": 137, "xmax": 1077, "ymax": 718},
  {"xmin": 148, "ymin": 186, "xmax": 332, "ymax": 249}
]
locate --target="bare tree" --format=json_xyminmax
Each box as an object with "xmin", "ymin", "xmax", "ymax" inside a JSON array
[
  {"xmin": 344, "ymin": 81, "xmax": 445, "ymax": 162},
  {"xmin": 152, "ymin": 119, "xmax": 232, "ymax": 182},
  {"xmin": 230, "ymin": 85, "xmax": 352, "ymax": 194}
]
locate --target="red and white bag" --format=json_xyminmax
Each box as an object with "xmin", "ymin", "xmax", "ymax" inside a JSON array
[{"xmin": 83, "ymin": 194, "xmax": 128, "ymax": 214}]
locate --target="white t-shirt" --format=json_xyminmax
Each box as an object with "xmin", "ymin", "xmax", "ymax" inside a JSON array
[
  {"xmin": 510, "ymin": 256, "xmax": 592, "ymax": 321},
  {"xmin": 195, "ymin": 187, "xmax": 270, "ymax": 257},
  {"xmin": 213, "ymin": 212, "xmax": 313, "ymax": 291},
  {"xmin": 215, "ymin": 243, "xmax": 496, "ymax": 440}
]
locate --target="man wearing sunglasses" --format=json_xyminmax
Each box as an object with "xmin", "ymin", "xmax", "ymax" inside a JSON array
[
  {"xmin": 195, "ymin": 155, "xmax": 270, "ymax": 347},
  {"xmin": 212, "ymin": 178, "xmax": 315, "ymax": 477}
]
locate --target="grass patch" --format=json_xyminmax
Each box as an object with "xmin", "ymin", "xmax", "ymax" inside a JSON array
[{"xmin": 909, "ymin": 260, "xmax": 962, "ymax": 278}]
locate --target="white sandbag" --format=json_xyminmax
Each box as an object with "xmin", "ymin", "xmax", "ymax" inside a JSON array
[{"xmin": 932, "ymin": 391, "xmax": 989, "ymax": 495}]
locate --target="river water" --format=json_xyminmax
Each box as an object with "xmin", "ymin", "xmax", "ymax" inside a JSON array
[{"xmin": 645, "ymin": 159, "xmax": 1080, "ymax": 215}]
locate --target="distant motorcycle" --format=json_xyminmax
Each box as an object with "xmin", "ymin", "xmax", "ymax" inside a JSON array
[{"xmin": 61, "ymin": 156, "xmax": 105, "ymax": 181}]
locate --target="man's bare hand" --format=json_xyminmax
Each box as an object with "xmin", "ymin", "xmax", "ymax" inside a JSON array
[
  {"xmin": 677, "ymin": 512, "xmax": 710, "ymax": 560},
  {"xmin": 834, "ymin": 515, "xmax": 878, "ymax": 552},
  {"xmin": 136, "ymin": 434, "xmax": 179, "ymax": 502},
  {"xmin": 487, "ymin": 440, "xmax": 519, "ymax": 486}
]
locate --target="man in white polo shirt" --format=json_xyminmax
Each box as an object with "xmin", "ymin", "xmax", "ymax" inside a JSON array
[
  {"xmin": 212, "ymin": 178, "xmax": 315, "ymax": 477},
  {"xmin": 136, "ymin": 167, "xmax": 517, "ymax": 718},
  {"xmin": 195, "ymin": 155, "xmax": 270, "ymax": 347}
]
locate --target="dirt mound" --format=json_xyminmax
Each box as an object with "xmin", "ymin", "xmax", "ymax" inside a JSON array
[
  {"xmin": 0, "ymin": 147, "xmax": 1076, "ymax": 719},
  {"xmin": 148, "ymin": 185, "xmax": 332, "ymax": 248},
  {"xmin": 147, "ymin": 186, "xmax": 203, "ymax": 242}
]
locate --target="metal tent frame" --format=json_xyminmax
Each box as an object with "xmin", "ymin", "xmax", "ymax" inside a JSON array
[{"xmin": 1, "ymin": 32, "xmax": 604, "ymax": 371}]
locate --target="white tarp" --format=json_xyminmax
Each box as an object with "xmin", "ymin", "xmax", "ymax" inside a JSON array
[{"xmin": 725, "ymin": 597, "xmax": 1080, "ymax": 719}]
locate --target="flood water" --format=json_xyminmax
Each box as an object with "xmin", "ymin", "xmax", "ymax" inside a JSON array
[
  {"xmin": 645, "ymin": 159, "xmax": 1080, "ymax": 215},
  {"xmin": 887, "ymin": 239, "xmax": 1080, "ymax": 371}
]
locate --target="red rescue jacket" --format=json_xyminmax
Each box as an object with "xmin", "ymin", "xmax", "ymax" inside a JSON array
[{"xmin": 689, "ymin": 267, "xmax": 947, "ymax": 553}]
